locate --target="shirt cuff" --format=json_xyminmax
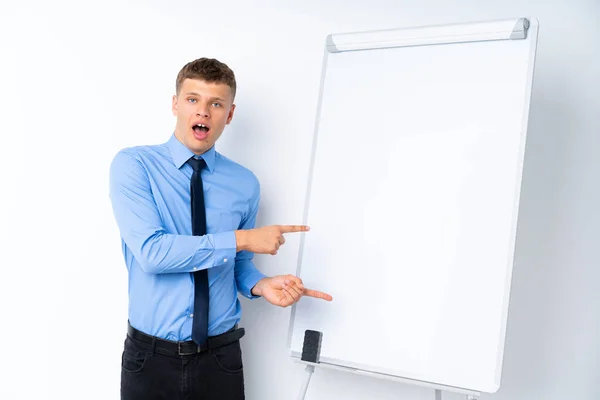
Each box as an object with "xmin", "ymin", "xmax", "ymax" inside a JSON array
[
  {"xmin": 238, "ymin": 268, "xmax": 267, "ymax": 299},
  {"xmin": 211, "ymin": 231, "xmax": 237, "ymax": 267}
]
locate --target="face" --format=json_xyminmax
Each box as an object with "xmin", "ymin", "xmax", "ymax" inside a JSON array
[{"xmin": 172, "ymin": 78, "xmax": 236, "ymax": 155}]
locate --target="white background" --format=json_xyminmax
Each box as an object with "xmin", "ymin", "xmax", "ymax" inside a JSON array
[{"xmin": 0, "ymin": 1, "xmax": 598, "ymax": 400}]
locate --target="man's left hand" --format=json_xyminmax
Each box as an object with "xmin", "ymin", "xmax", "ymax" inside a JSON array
[{"xmin": 251, "ymin": 275, "xmax": 333, "ymax": 307}]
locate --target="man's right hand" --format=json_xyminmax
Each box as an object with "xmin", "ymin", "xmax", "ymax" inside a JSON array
[{"xmin": 235, "ymin": 225, "xmax": 309, "ymax": 255}]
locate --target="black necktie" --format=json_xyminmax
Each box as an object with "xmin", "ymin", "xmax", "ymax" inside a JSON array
[{"xmin": 187, "ymin": 157, "xmax": 209, "ymax": 346}]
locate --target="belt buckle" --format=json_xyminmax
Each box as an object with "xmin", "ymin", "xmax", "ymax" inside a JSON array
[{"xmin": 177, "ymin": 342, "xmax": 198, "ymax": 356}]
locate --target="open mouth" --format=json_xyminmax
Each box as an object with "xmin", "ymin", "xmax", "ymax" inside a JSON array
[{"xmin": 192, "ymin": 123, "xmax": 210, "ymax": 140}]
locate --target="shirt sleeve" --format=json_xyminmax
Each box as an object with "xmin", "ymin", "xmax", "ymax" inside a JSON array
[
  {"xmin": 108, "ymin": 149, "xmax": 236, "ymax": 274},
  {"xmin": 234, "ymin": 180, "xmax": 267, "ymax": 299}
]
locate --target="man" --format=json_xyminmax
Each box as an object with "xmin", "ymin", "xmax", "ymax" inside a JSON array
[{"xmin": 109, "ymin": 57, "xmax": 332, "ymax": 400}]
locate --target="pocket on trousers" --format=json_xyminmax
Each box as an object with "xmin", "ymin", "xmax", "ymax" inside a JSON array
[
  {"xmin": 121, "ymin": 337, "xmax": 149, "ymax": 373},
  {"xmin": 211, "ymin": 340, "xmax": 243, "ymax": 374}
]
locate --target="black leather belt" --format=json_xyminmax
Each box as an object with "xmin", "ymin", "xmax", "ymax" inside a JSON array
[{"xmin": 127, "ymin": 321, "xmax": 245, "ymax": 356}]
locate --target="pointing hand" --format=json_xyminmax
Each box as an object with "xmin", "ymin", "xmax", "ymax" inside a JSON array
[{"xmin": 235, "ymin": 225, "xmax": 309, "ymax": 255}]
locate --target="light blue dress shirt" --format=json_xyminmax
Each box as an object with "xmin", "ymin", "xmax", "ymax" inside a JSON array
[{"xmin": 109, "ymin": 133, "xmax": 266, "ymax": 340}]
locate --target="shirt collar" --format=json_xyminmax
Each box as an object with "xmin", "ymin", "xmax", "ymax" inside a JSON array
[{"xmin": 167, "ymin": 133, "xmax": 216, "ymax": 173}]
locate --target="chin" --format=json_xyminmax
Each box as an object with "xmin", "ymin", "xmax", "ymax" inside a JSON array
[
  {"xmin": 189, "ymin": 138, "xmax": 213, "ymax": 153},
  {"xmin": 176, "ymin": 129, "xmax": 216, "ymax": 154}
]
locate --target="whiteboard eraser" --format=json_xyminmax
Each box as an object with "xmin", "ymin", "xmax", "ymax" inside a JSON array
[{"xmin": 301, "ymin": 330, "xmax": 323, "ymax": 363}]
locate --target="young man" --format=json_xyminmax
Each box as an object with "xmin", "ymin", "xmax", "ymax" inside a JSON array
[{"xmin": 109, "ymin": 57, "xmax": 332, "ymax": 400}]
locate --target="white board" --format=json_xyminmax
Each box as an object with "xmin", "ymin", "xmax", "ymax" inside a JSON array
[{"xmin": 288, "ymin": 17, "xmax": 539, "ymax": 394}]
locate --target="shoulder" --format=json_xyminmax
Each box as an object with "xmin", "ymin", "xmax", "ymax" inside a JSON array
[
  {"xmin": 110, "ymin": 142, "xmax": 169, "ymax": 181},
  {"xmin": 112, "ymin": 142, "xmax": 168, "ymax": 163},
  {"xmin": 111, "ymin": 142, "xmax": 168, "ymax": 168}
]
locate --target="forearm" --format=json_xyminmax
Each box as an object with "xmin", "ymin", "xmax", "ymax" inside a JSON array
[
  {"xmin": 250, "ymin": 277, "xmax": 267, "ymax": 296},
  {"xmin": 134, "ymin": 230, "xmax": 236, "ymax": 274},
  {"xmin": 235, "ymin": 257, "xmax": 267, "ymax": 298},
  {"xmin": 234, "ymin": 229, "xmax": 252, "ymax": 252}
]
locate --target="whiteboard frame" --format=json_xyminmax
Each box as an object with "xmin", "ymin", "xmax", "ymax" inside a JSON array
[{"xmin": 287, "ymin": 16, "xmax": 539, "ymax": 396}]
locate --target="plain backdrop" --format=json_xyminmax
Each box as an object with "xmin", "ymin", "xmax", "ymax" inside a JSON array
[{"xmin": 0, "ymin": 0, "xmax": 598, "ymax": 399}]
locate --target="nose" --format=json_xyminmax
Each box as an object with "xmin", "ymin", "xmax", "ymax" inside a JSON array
[{"xmin": 196, "ymin": 105, "xmax": 210, "ymax": 118}]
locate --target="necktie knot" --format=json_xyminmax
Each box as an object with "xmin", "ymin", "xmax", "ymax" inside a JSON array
[{"xmin": 188, "ymin": 157, "xmax": 206, "ymax": 173}]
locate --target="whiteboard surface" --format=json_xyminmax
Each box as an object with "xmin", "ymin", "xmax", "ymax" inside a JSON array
[{"xmin": 289, "ymin": 19, "xmax": 538, "ymax": 394}]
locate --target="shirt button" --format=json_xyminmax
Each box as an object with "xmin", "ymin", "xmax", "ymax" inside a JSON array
[
  {"xmin": 193, "ymin": 267, "xmax": 197, "ymax": 271},
  {"xmin": 223, "ymin": 258, "xmax": 228, "ymax": 263},
  {"xmin": 189, "ymin": 313, "xmax": 194, "ymax": 318}
]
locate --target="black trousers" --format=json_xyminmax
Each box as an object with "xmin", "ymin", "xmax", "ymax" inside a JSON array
[{"xmin": 120, "ymin": 329, "xmax": 245, "ymax": 399}]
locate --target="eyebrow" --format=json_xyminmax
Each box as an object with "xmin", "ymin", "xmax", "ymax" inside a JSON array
[{"xmin": 185, "ymin": 92, "xmax": 225, "ymax": 102}]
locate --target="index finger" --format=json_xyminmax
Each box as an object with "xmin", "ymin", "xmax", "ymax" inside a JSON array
[
  {"xmin": 303, "ymin": 288, "xmax": 333, "ymax": 301},
  {"xmin": 278, "ymin": 225, "xmax": 310, "ymax": 233}
]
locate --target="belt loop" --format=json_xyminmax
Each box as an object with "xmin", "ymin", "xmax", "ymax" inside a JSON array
[{"xmin": 151, "ymin": 337, "xmax": 156, "ymax": 356}]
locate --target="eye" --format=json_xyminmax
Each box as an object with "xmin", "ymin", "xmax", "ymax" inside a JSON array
[
  {"xmin": 212, "ymin": 102, "xmax": 221, "ymax": 107},
  {"xmin": 188, "ymin": 98, "xmax": 197, "ymax": 104}
]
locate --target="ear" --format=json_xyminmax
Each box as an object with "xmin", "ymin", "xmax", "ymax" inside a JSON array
[
  {"xmin": 226, "ymin": 104, "xmax": 236, "ymax": 125},
  {"xmin": 172, "ymin": 95, "xmax": 178, "ymax": 116}
]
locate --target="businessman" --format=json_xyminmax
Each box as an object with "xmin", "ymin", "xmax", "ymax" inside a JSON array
[{"xmin": 109, "ymin": 57, "xmax": 332, "ymax": 400}]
